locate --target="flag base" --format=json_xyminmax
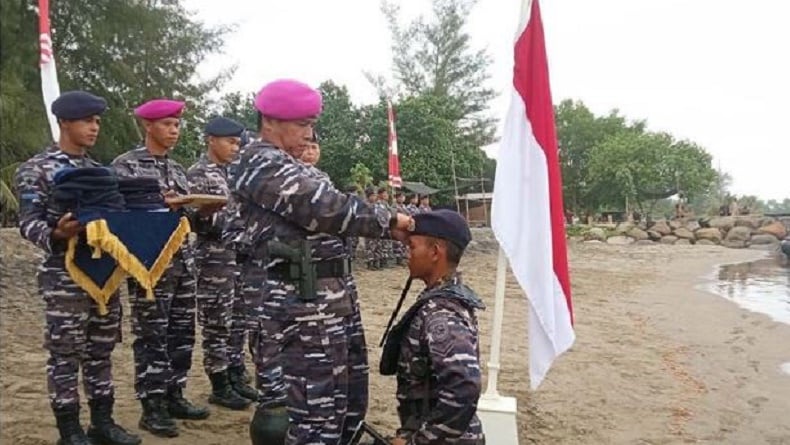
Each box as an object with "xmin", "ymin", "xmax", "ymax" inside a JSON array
[{"xmin": 477, "ymin": 393, "xmax": 519, "ymax": 445}]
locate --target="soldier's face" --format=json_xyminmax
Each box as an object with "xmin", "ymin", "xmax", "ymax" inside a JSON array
[
  {"xmin": 61, "ymin": 115, "xmax": 101, "ymax": 148},
  {"xmin": 300, "ymin": 143, "xmax": 321, "ymax": 165},
  {"xmin": 146, "ymin": 117, "xmax": 181, "ymax": 148},
  {"xmin": 269, "ymin": 118, "xmax": 315, "ymax": 158},
  {"xmin": 407, "ymin": 235, "xmax": 440, "ymax": 279},
  {"xmin": 209, "ymin": 135, "xmax": 240, "ymax": 164},
  {"xmin": 396, "ymin": 195, "xmax": 405, "ymax": 203}
]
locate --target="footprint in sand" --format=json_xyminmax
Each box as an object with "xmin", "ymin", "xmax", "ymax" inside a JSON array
[
  {"xmin": 730, "ymin": 326, "xmax": 745, "ymax": 335},
  {"xmin": 747, "ymin": 396, "xmax": 769, "ymax": 413},
  {"xmin": 745, "ymin": 336, "xmax": 756, "ymax": 346},
  {"xmin": 749, "ymin": 360, "xmax": 760, "ymax": 372},
  {"xmin": 730, "ymin": 345, "xmax": 745, "ymax": 354}
]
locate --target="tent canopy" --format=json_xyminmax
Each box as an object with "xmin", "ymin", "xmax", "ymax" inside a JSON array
[{"xmin": 401, "ymin": 181, "xmax": 440, "ymax": 196}]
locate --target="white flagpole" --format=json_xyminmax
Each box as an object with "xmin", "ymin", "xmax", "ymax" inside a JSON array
[
  {"xmin": 39, "ymin": 0, "xmax": 61, "ymax": 142},
  {"xmin": 483, "ymin": 248, "xmax": 508, "ymax": 397}
]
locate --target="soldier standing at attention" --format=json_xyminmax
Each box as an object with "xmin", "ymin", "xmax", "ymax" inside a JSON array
[
  {"xmin": 393, "ymin": 191, "xmax": 410, "ymax": 265},
  {"xmin": 187, "ymin": 116, "xmax": 258, "ymax": 410},
  {"xmin": 381, "ymin": 209, "xmax": 485, "ymax": 445},
  {"xmin": 406, "ymin": 194, "xmax": 419, "ymax": 215},
  {"xmin": 418, "ymin": 195, "xmax": 432, "ymax": 213},
  {"xmin": 364, "ymin": 188, "xmax": 381, "ymax": 270},
  {"xmin": 15, "ymin": 91, "xmax": 141, "ymax": 445},
  {"xmin": 111, "ymin": 99, "xmax": 209, "ymax": 438},
  {"xmin": 377, "ymin": 187, "xmax": 395, "ymax": 268},
  {"xmin": 223, "ymin": 78, "xmax": 414, "ymax": 445}
]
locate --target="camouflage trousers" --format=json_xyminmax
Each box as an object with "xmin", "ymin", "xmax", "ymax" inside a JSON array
[
  {"xmin": 39, "ymin": 267, "xmax": 121, "ymax": 410},
  {"xmin": 346, "ymin": 237, "xmax": 359, "ymax": 260},
  {"xmin": 238, "ymin": 258, "xmax": 267, "ymax": 365},
  {"xmin": 196, "ymin": 241, "xmax": 236, "ymax": 374},
  {"xmin": 129, "ymin": 259, "xmax": 197, "ymax": 398},
  {"xmin": 228, "ymin": 271, "xmax": 249, "ymax": 369},
  {"xmin": 254, "ymin": 285, "xmax": 369, "ymax": 444}
]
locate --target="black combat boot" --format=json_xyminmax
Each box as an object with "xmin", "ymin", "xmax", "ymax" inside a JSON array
[
  {"xmin": 139, "ymin": 395, "xmax": 179, "ymax": 438},
  {"xmin": 86, "ymin": 397, "xmax": 141, "ymax": 445},
  {"xmin": 249, "ymin": 405, "xmax": 289, "ymax": 445},
  {"xmin": 208, "ymin": 371, "xmax": 251, "ymax": 410},
  {"xmin": 166, "ymin": 386, "xmax": 210, "ymax": 420},
  {"xmin": 228, "ymin": 366, "xmax": 259, "ymax": 401},
  {"xmin": 238, "ymin": 364, "xmax": 252, "ymax": 385},
  {"xmin": 54, "ymin": 404, "xmax": 92, "ymax": 445}
]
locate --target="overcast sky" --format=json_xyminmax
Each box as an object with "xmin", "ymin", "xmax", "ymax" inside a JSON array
[{"xmin": 184, "ymin": 0, "xmax": 789, "ymax": 201}]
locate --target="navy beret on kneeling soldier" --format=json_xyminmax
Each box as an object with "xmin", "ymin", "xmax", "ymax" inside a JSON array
[{"xmin": 380, "ymin": 209, "xmax": 486, "ymax": 445}]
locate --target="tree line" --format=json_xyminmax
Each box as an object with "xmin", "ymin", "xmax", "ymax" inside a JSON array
[{"xmin": 1, "ymin": 0, "xmax": 782, "ymax": 224}]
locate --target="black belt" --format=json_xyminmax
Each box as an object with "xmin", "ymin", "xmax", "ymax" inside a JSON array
[{"xmin": 267, "ymin": 258, "xmax": 351, "ymax": 281}]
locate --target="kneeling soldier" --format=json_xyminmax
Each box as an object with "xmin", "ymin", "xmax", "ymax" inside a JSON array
[{"xmin": 381, "ymin": 209, "xmax": 486, "ymax": 445}]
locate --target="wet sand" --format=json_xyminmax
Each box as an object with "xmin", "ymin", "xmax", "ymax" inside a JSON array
[{"xmin": 2, "ymin": 229, "xmax": 789, "ymax": 444}]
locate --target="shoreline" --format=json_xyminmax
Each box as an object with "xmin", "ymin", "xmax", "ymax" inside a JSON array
[{"xmin": 2, "ymin": 231, "xmax": 789, "ymax": 444}]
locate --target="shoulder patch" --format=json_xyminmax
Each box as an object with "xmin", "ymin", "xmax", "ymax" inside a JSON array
[{"xmin": 426, "ymin": 314, "xmax": 451, "ymax": 345}]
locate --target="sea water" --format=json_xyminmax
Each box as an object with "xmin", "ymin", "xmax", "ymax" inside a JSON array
[{"xmin": 708, "ymin": 254, "xmax": 790, "ymax": 375}]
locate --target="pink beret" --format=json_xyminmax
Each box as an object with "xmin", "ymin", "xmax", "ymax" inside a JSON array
[
  {"xmin": 254, "ymin": 79, "xmax": 322, "ymax": 120},
  {"xmin": 134, "ymin": 99, "xmax": 185, "ymax": 120}
]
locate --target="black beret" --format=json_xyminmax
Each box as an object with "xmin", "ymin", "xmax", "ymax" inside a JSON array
[
  {"xmin": 365, "ymin": 188, "xmax": 376, "ymax": 197},
  {"xmin": 205, "ymin": 116, "xmax": 245, "ymax": 137},
  {"xmin": 411, "ymin": 209, "xmax": 472, "ymax": 250},
  {"xmin": 51, "ymin": 91, "xmax": 107, "ymax": 120},
  {"xmin": 377, "ymin": 187, "xmax": 388, "ymax": 194},
  {"xmin": 394, "ymin": 191, "xmax": 404, "ymax": 197},
  {"xmin": 345, "ymin": 185, "xmax": 359, "ymax": 193}
]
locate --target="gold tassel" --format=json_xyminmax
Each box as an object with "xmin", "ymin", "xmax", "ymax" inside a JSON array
[{"xmin": 64, "ymin": 235, "xmax": 126, "ymax": 316}]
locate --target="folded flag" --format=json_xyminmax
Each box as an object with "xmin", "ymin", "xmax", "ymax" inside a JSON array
[{"xmin": 53, "ymin": 167, "xmax": 190, "ymax": 311}]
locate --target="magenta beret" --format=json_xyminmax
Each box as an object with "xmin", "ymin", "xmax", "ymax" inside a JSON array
[
  {"xmin": 134, "ymin": 99, "xmax": 185, "ymax": 120},
  {"xmin": 254, "ymin": 79, "xmax": 322, "ymax": 120}
]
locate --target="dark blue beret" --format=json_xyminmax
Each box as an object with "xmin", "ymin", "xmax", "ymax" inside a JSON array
[
  {"xmin": 205, "ymin": 116, "xmax": 245, "ymax": 137},
  {"xmin": 53, "ymin": 166, "xmax": 113, "ymax": 185},
  {"xmin": 411, "ymin": 209, "xmax": 472, "ymax": 250},
  {"xmin": 51, "ymin": 91, "xmax": 107, "ymax": 120}
]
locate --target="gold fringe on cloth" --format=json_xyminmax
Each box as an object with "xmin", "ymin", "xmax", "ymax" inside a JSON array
[
  {"xmin": 81, "ymin": 216, "xmax": 191, "ymax": 301},
  {"xmin": 64, "ymin": 236, "xmax": 127, "ymax": 315}
]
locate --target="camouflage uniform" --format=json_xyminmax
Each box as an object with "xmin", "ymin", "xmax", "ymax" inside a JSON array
[
  {"xmin": 15, "ymin": 148, "xmax": 121, "ymax": 412},
  {"xmin": 186, "ymin": 154, "xmax": 236, "ymax": 375},
  {"xmin": 111, "ymin": 147, "xmax": 197, "ymax": 399},
  {"xmin": 394, "ymin": 275, "xmax": 485, "ymax": 444},
  {"xmin": 375, "ymin": 201, "xmax": 394, "ymax": 267},
  {"xmin": 406, "ymin": 203, "xmax": 419, "ymax": 215},
  {"xmin": 394, "ymin": 202, "xmax": 410, "ymax": 263},
  {"xmin": 225, "ymin": 140, "xmax": 389, "ymax": 444}
]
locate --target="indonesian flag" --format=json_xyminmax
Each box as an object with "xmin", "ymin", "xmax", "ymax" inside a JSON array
[
  {"xmin": 39, "ymin": 0, "xmax": 61, "ymax": 142},
  {"xmin": 387, "ymin": 99, "xmax": 402, "ymax": 188},
  {"xmin": 491, "ymin": 0, "xmax": 575, "ymax": 390}
]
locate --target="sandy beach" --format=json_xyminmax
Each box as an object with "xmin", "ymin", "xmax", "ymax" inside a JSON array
[{"xmin": 2, "ymin": 228, "xmax": 789, "ymax": 444}]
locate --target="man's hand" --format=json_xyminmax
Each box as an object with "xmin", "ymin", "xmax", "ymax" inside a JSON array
[
  {"xmin": 52, "ymin": 212, "xmax": 83, "ymax": 240},
  {"xmin": 163, "ymin": 190, "xmax": 185, "ymax": 210},
  {"xmin": 391, "ymin": 213, "xmax": 414, "ymax": 242},
  {"xmin": 390, "ymin": 438, "xmax": 408, "ymax": 445}
]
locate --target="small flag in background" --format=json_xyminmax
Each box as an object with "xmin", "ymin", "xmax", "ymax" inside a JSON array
[
  {"xmin": 491, "ymin": 0, "xmax": 575, "ymax": 390},
  {"xmin": 39, "ymin": 0, "xmax": 61, "ymax": 142},
  {"xmin": 387, "ymin": 99, "xmax": 402, "ymax": 188}
]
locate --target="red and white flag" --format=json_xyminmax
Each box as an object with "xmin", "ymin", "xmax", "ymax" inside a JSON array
[
  {"xmin": 387, "ymin": 99, "xmax": 402, "ymax": 188},
  {"xmin": 491, "ymin": 0, "xmax": 575, "ymax": 390},
  {"xmin": 39, "ymin": 0, "xmax": 61, "ymax": 142}
]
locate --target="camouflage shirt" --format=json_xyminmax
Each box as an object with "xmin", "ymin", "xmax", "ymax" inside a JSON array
[
  {"xmin": 186, "ymin": 153, "xmax": 230, "ymax": 237},
  {"xmin": 224, "ymin": 140, "xmax": 389, "ymax": 256},
  {"xmin": 223, "ymin": 140, "xmax": 390, "ymax": 318},
  {"xmin": 406, "ymin": 204, "xmax": 419, "ymax": 215},
  {"xmin": 110, "ymin": 146, "xmax": 190, "ymax": 195},
  {"xmin": 15, "ymin": 146, "xmax": 100, "ymax": 258},
  {"xmin": 396, "ymin": 275, "xmax": 486, "ymax": 444}
]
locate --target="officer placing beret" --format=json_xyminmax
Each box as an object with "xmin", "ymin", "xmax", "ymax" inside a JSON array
[
  {"xmin": 223, "ymin": 78, "xmax": 413, "ymax": 445},
  {"xmin": 15, "ymin": 91, "xmax": 141, "ymax": 445},
  {"xmin": 382, "ymin": 209, "xmax": 486, "ymax": 445}
]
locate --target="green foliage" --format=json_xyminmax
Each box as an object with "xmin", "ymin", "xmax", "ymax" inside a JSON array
[
  {"xmin": 49, "ymin": 0, "xmax": 230, "ymax": 165},
  {"xmin": 349, "ymin": 163, "xmax": 374, "ymax": 193},
  {"xmin": 556, "ymin": 99, "xmax": 717, "ymax": 217}
]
